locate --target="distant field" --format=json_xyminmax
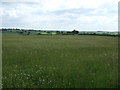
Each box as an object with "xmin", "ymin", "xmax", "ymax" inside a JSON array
[{"xmin": 2, "ymin": 34, "xmax": 118, "ymax": 88}]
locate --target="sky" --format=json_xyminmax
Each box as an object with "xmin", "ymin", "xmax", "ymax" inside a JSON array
[{"xmin": 0, "ymin": 0, "xmax": 119, "ymax": 31}]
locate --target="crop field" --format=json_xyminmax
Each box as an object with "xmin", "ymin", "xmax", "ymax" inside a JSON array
[{"xmin": 2, "ymin": 34, "xmax": 118, "ymax": 88}]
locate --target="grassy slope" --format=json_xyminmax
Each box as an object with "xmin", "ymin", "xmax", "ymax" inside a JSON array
[{"xmin": 2, "ymin": 34, "xmax": 118, "ymax": 88}]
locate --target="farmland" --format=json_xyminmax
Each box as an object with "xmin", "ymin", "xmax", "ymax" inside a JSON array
[{"xmin": 2, "ymin": 33, "xmax": 118, "ymax": 88}]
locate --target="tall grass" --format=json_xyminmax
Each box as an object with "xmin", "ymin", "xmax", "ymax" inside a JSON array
[{"xmin": 2, "ymin": 35, "xmax": 118, "ymax": 88}]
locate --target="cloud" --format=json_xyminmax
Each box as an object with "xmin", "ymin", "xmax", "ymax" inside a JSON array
[{"xmin": 1, "ymin": 0, "xmax": 119, "ymax": 31}]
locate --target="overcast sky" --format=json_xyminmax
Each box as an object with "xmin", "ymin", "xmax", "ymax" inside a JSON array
[{"xmin": 0, "ymin": 0, "xmax": 119, "ymax": 31}]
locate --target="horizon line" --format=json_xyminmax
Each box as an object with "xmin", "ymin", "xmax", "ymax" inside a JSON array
[{"xmin": 1, "ymin": 28, "xmax": 118, "ymax": 32}]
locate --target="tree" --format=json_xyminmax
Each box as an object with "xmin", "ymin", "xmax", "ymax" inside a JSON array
[{"xmin": 72, "ymin": 30, "xmax": 79, "ymax": 34}]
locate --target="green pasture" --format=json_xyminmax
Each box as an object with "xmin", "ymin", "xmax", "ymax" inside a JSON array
[{"xmin": 2, "ymin": 34, "xmax": 118, "ymax": 88}]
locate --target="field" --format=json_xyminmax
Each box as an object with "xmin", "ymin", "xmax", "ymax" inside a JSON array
[{"xmin": 2, "ymin": 34, "xmax": 118, "ymax": 88}]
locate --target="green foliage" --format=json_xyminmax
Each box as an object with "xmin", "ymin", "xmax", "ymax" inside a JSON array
[
  {"xmin": 2, "ymin": 29, "xmax": 118, "ymax": 36},
  {"xmin": 2, "ymin": 34, "xmax": 118, "ymax": 88}
]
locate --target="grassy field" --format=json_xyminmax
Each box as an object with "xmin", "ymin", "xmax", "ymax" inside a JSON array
[{"xmin": 2, "ymin": 34, "xmax": 118, "ymax": 88}]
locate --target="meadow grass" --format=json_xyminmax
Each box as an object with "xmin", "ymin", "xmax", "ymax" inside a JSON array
[{"xmin": 2, "ymin": 34, "xmax": 118, "ymax": 88}]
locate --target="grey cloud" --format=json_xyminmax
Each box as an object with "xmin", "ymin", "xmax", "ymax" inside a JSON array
[
  {"xmin": 1, "ymin": 2, "xmax": 118, "ymax": 30},
  {"xmin": 52, "ymin": 8, "xmax": 94, "ymax": 15}
]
